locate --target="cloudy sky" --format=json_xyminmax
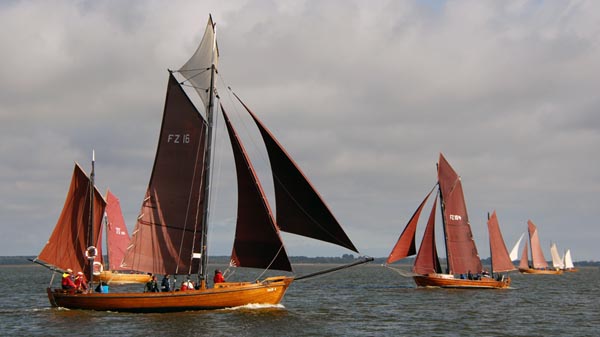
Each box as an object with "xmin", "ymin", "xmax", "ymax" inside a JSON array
[{"xmin": 1, "ymin": 0, "xmax": 599, "ymax": 262}]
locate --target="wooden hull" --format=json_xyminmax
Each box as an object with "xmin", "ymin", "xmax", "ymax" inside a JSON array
[
  {"xmin": 519, "ymin": 268, "xmax": 563, "ymax": 275},
  {"xmin": 47, "ymin": 276, "xmax": 293, "ymax": 312},
  {"xmin": 413, "ymin": 274, "xmax": 511, "ymax": 289},
  {"xmin": 93, "ymin": 271, "xmax": 152, "ymax": 285}
]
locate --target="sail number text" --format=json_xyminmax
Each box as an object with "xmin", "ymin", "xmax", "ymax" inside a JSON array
[
  {"xmin": 449, "ymin": 214, "xmax": 462, "ymax": 221},
  {"xmin": 167, "ymin": 134, "xmax": 190, "ymax": 144}
]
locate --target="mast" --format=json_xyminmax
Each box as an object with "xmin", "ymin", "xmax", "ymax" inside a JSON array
[
  {"xmin": 198, "ymin": 62, "xmax": 217, "ymax": 288},
  {"xmin": 437, "ymin": 164, "xmax": 450, "ymax": 274},
  {"xmin": 88, "ymin": 150, "xmax": 95, "ymax": 289}
]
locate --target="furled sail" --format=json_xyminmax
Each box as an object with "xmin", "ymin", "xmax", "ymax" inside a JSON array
[
  {"xmin": 519, "ymin": 241, "xmax": 529, "ymax": 270},
  {"xmin": 487, "ymin": 211, "xmax": 516, "ymax": 272},
  {"xmin": 413, "ymin": 197, "xmax": 442, "ymax": 275},
  {"xmin": 527, "ymin": 220, "xmax": 548, "ymax": 269},
  {"xmin": 222, "ymin": 107, "xmax": 292, "ymax": 271},
  {"xmin": 104, "ymin": 190, "xmax": 132, "ymax": 271},
  {"xmin": 121, "ymin": 73, "xmax": 207, "ymax": 275},
  {"xmin": 36, "ymin": 163, "xmax": 105, "ymax": 277},
  {"xmin": 437, "ymin": 153, "xmax": 482, "ymax": 274},
  {"xmin": 178, "ymin": 15, "xmax": 219, "ymax": 108},
  {"xmin": 235, "ymin": 95, "xmax": 358, "ymax": 253},
  {"xmin": 386, "ymin": 189, "xmax": 434, "ymax": 264}
]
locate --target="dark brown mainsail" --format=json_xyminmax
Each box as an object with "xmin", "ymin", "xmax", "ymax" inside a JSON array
[
  {"xmin": 437, "ymin": 153, "xmax": 482, "ymax": 275},
  {"xmin": 121, "ymin": 73, "xmax": 207, "ymax": 276},
  {"xmin": 222, "ymin": 107, "xmax": 291, "ymax": 271},
  {"xmin": 487, "ymin": 211, "xmax": 517, "ymax": 273},
  {"xmin": 36, "ymin": 163, "xmax": 106, "ymax": 279}
]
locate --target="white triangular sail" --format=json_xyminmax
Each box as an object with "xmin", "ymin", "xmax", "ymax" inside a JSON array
[
  {"xmin": 564, "ymin": 249, "xmax": 575, "ymax": 269},
  {"xmin": 178, "ymin": 15, "xmax": 219, "ymax": 108},
  {"xmin": 509, "ymin": 232, "xmax": 525, "ymax": 261},
  {"xmin": 550, "ymin": 242, "xmax": 564, "ymax": 269}
]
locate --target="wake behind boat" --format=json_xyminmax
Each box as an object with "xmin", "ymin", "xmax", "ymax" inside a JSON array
[
  {"xmin": 41, "ymin": 15, "xmax": 371, "ymax": 312},
  {"xmin": 386, "ymin": 153, "xmax": 514, "ymax": 289}
]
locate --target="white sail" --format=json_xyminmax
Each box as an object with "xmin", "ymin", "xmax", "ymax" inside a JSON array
[
  {"xmin": 178, "ymin": 15, "xmax": 219, "ymax": 108},
  {"xmin": 509, "ymin": 232, "xmax": 525, "ymax": 261},
  {"xmin": 564, "ymin": 249, "xmax": 575, "ymax": 269},
  {"xmin": 550, "ymin": 242, "xmax": 564, "ymax": 269}
]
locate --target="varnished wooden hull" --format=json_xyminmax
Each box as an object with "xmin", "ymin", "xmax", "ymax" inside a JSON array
[
  {"xmin": 518, "ymin": 268, "xmax": 563, "ymax": 275},
  {"xmin": 47, "ymin": 276, "xmax": 293, "ymax": 312},
  {"xmin": 93, "ymin": 271, "xmax": 152, "ymax": 285},
  {"xmin": 413, "ymin": 274, "xmax": 511, "ymax": 289}
]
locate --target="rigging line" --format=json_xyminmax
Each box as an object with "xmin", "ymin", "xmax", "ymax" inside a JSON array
[
  {"xmin": 175, "ymin": 67, "xmax": 211, "ymax": 84},
  {"xmin": 383, "ymin": 264, "xmax": 417, "ymax": 278},
  {"xmin": 255, "ymin": 244, "xmax": 287, "ymax": 282},
  {"xmin": 294, "ymin": 256, "xmax": 374, "ymax": 281}
]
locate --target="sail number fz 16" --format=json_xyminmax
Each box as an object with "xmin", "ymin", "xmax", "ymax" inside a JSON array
[{"xmin": 167, "ymin": 134, "xmax": 190, "ymax": 144}]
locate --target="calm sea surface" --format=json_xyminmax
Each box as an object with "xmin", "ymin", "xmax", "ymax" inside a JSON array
[{"xmin": 1, "ymin": 263, "xmax": 598, "ymax": 336}]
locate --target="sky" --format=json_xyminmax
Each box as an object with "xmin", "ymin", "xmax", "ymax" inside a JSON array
[{"xmin": 1, "ymin": 0, "xmax": 599, "ymax": 261}]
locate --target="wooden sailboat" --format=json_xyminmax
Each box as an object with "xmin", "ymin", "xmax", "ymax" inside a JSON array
[
  {"xmin": 43, "ymin": 16, "xmax": 370, "ymax": 312},
  {"xmin": 518, "ymin": 220, "xmax": 562, "ymax": 274},
  {"xmin": 93, "ymin": 190, "xmax": 151, "ymax": 285},
  {"xmin": 386, "ymin": 153, "xmax": 513, "ymax": 289}
]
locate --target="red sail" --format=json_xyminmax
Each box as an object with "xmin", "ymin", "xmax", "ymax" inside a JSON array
[
  {"xmin": 386, "ymin": 189, "xmax": 434, "ymax": 264},
  {"xmin": 235, "ymin": 95, "xmax": 358, "ymax": 253},
  {"xmin": 487, "ymin": 211, "xmax": 516, "ymax": 272},
  {"xmin": 519, "ymin": 241, "xmax": 529, "ymax": 269},
  {"xmin": 437, "ymin": 153, "xmax": 482, "ymax": 274},
  {"xmin": 414, "ymin": 196, "xmax": 442, "ymax": 275},
  {"xmin": 527, "ymin": 220, "xmax": 548, "ymax": 269},
  {"xmin": 121, "ymin": 73, "xmax": 207, "ymax": 275},
  {"xmin": 222, "ymin": 108, "xmax": 291, "ymax": 271},
  {"xmin": 37, "ymin": 163, "xmax": 105, "ymax": 278},
  {"xmin": 104, "ymin": 190, "xmax": 131, "ymax": 271}
]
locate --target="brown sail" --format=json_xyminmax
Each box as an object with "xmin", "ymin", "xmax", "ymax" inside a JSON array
[
  {"xmin": 105, "ymin": 189, "xmax": 131, "ymax": 271},
  {"xmin": 235, "ymin": 95, "xmax": 358, "ymax": 253},
  {"xmin": 437, "ymin": 153, "xmax": 482, "ymax": 274},
  {"xmin": 519, "ymin": 240, "xmax": 529, "ymax": 270},
  {"xmin": 121, "ymin": 73, "xmax": 207, "ymax": 275},
  {"xmin": 413, "ymin": 196, "xmax": 442, "ymax": 275},
  {"xmin": 527, "ymin": 220, "xmax": 548, "ymax": 269},
  {"xmin": 386, "ymin": 189, "xmax": 434, "ymax": 264},
  {"xmin": 487, "ymin": 211, "xmax": 516, "ymax": 272},
  {"xmin": 222, "ymin": 107, "xmax": 291, "ymax": 271},
  {"xmin": 36, "ymin": 163, "xmax": 105, "ymax": 278}
]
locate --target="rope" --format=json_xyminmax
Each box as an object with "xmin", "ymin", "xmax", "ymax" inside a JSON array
[{"xmin": 383, "ymin": 264, "xmax": 417, "ymax": 277}]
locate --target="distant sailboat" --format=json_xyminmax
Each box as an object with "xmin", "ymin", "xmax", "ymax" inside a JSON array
[
  {"xmin": 93, "ymin": 190, "xmax": 151, "ymax": 285},
  {"xmin": 563, "ymin": 249, "xmax": 578, "ymax": 272},
  {"xmin": 518, "ymin": 220, "xmax": 562, "ymax": 274},
  {"xmin": 43, "ymin": 15, "xmax": 371, "ymax": 312},
  {"xmin": 385, "ymin": 153, "xmax": 513, "ymax": 289},
  {"xmin": 509, "ymin": 232, "xmax": 525, "ymax": 261},
  {"xmin": 550, "ymin": 242, "xmax": 565, "ymax": 270}
]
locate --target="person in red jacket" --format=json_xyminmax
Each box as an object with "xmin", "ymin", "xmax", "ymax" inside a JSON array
[
  {"xmin": 213, "ymin": 269, "xmax": 225, "ymax": 284},
  {"xmin": 74, "ymin": 271, "xmax": 88, "ymax": 293},
  {"xmin": 61, "ymin": 269, "xmax": 76, "ymax": 290}
]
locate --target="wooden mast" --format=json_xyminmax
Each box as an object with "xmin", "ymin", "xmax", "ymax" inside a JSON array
[
  {"xmin": 436, "ymin": 162, "xmax": 450, "ymax": 274},
  {"xmin": 198, "ymin": 18, "xmax": 217, "ymax": 288},
  {"xmin": 88, "ymin": 150, "xmax": 96, "ymax": 289}
]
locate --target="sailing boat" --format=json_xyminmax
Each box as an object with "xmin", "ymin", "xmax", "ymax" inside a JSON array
[
  {"xmin": 563, "ymin": 249, "xmax": 578, "ymax": 272},
  {"xmin": 550, "ymin": 242, "xmax": 565, "ymax": 270},
  {"xmin": 518, "ymin": 220, "xmax": 562, "ymax": 274},
  {"xmin": 386, "ymin": 153, "xmax": 513, "ymax": 289},
  {"xmin": 93, "ymin": 190, "xmax": 151, "ymax": 285},
  {"xmin": 44, "ymin": 15, "xmax": 370, "ymax": 312},
  {"xmin": 509, "ymin": 232, "xmax": 525, "ymax": 261}
]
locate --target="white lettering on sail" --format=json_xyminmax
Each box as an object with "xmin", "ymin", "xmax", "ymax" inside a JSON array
[
  {"xmin": 167, "ymin": 134, "xmax": 191, "ymax": 144},
  {"xmin": 115, "ymin": 228, "xmax": 126, "ymax": 236},
  {"xmin": 449, "ymin": 214, "xmax": 462, "ymax": 221}
]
